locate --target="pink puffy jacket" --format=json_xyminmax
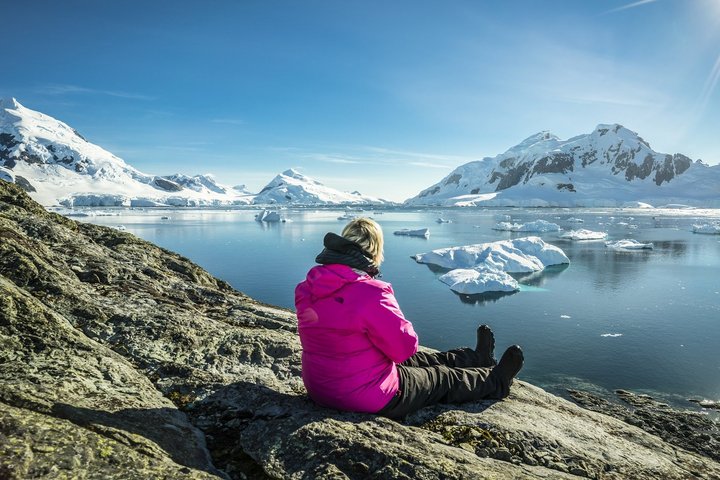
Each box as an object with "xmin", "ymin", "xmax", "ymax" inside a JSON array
[{"xmin": 295, "ymin": 264, "xmax": 419, "ymax": 413}]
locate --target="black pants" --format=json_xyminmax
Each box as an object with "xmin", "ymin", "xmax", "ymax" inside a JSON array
[{"xmin": 376, "ymin": 348, "xmax": 504, "ymax": 419}]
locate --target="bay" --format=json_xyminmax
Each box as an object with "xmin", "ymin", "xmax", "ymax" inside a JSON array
[{"xmin": 74, "ymin": 206, "xmax": 720, "ymax": 408}]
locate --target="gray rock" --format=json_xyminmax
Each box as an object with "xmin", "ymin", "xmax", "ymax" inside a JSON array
[{"xmin": 1, "ymin": 180, "xmax": 719, "ymax": 479}]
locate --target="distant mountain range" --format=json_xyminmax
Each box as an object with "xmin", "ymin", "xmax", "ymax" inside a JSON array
[
  {"xmin": 406, "ymin": 125, "xmax": 720, "ymax": 207},
  {"xmin": 2, "ymin": 98, "xmax": 718, "ymax": 208},
  {"xmin": 0, "ymin": 98, "xmax": 387, "ymax": 207}
]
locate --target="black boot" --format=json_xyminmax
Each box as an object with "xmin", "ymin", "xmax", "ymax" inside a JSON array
[
  {"xmin": 489, "ymin": 345, "xmax": 524, "ymax": 399},
  {"xmin": 475, "ymin": 324, "xmax": 496, "ymax": 367}
]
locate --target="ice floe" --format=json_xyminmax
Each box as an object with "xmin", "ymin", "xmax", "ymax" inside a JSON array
[
  {"xmin": 561, "ymin": 229, "xmax": 608, "ymax": 241},
  {"xmin": 255, "ymin": 210, "xmax": 282, "ymax": 222},
  {"xmin": 600, "ymin": 333, "xmax": 623, "ymax": 338},
  {"xmin": 394, "ymin": 228, "xmax": 429, "ymax": 238},
  {"xmin": 492, "ymin": 219, "xmax": 561, "ymax": 232},
  {"xmin": 605, "ymin": 239, "xmax": 654, "ymax": 250},
  {"xmin": 692, "ymin": 223, "xmax": 720, "ymax": 234},
  {"xmin": 415, "ymin": 237, "xmax": 569, "ymax": 294},
  {"xmin": 566, "ymin": 217, "xmax": 584, "ymax": 223},
  {"xmin": 622, "ymin": 201, "xmax": 654, "ymax": 209},
  {"xmin": 415, "ymin": 236, "xmax": 569, "ymax": 273},
  {"xmin": 436, "ymin": 218, "xmax": 451, "ymax": 223},
  {"xmin": 438, "ymin": 267, "xmax": 519, "ymax": 294}
]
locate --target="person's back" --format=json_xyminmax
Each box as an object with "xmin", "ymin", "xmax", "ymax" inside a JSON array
[
  {"xmin": 295, "ymin": 217, "xmax": 524, "ymax": 420},
  {"xmin": 296, "ymin": 262, "xmax": 418, "ymax": 413}
]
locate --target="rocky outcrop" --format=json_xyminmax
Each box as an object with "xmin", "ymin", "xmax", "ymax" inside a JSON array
[{"xmin": 1, "ymin": 179, "xmax": 718, "ymax": 479}]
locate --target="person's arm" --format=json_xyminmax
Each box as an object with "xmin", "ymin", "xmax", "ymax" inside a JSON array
[{"xmin": 364, "ymin": 286, "xmax": 419, "ymax": 363}]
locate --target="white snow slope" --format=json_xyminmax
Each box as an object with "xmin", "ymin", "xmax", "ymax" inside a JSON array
[
  {"xmin": 253, "ymin": 169, "xmax": 389, "ymax": 205},
  {"xmin": 0, "ymin": 97, "xmax": 255, "ymax": 206},
  {"xmin": 406, "ymin": 125, "xmax": 720, "ymax": 207}
]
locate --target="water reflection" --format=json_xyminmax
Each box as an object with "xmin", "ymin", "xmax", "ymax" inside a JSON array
[
  {"xmin": 512, "ymin": 264, "xmax": 569, "ymax": 287},
  {"xmin": 419, "ymin": 261, "xmax": 569, "ymax": 304},
  {"xmin": 454, "ymin": 290, "xmax": 518, "ymax": 305}
]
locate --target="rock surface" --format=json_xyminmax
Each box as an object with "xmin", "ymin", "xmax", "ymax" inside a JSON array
[{"xmin": 1, "ymin": 179, "xmax": 719, "ymax": 479}]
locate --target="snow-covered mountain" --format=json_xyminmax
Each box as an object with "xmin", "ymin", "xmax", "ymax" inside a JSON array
[
  {"xmin": 406, "ymin": 124, "xmax": 720, "ymax": 207},
  {"xmin": 253, "ymin": 168, "xmax": 388, "ymax": 205},
  {"xmin": 0, "ymin": 97, "xmax": 252, "ymax": 206}
]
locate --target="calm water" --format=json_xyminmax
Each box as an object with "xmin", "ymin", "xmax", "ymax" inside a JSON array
[{"xmin": 76, "ymin": 207, "xmax": 720, "ymax": 408}]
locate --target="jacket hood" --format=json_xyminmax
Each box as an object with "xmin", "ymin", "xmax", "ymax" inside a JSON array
[
  {"xmin": 303, "ymin": 264, "xmax": 368, "ymax": 300},
  {"xmin": 315, "ymin": 232, "xmax": 380, "ymax": 277}
]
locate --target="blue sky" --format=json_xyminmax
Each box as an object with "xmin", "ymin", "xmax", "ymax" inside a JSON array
[{"xmin": 2, "ymin": 0, "xmax": 719, "ymax": 201}]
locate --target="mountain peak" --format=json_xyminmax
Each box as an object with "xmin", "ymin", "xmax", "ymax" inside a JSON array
[
  {"xmin": 507, "ymin": 130, "xmax": 560, "ymax": 153},
  {"xmin": 0, "ymin": 97, "xmax": 20, "ymax": 109},
  {"xmin": 281, "ymin": 168, "xmax": 303, "ymax": 178}
]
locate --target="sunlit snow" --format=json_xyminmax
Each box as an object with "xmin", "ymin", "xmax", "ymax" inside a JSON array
[
  {"xmin": 605, "ymin": 239, "xmax": 654, "ymax": 250},
  {"xmin": 492, "ymin": 219, "xmax": 561, "ymax": 232},
  {"xmin": 561, "ymin": 229, "xmax": 608, "ymax": 241}
]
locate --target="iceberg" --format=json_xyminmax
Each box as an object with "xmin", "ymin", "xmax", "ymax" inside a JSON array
[
  {"xmin": 692, "ymin": 223, "xmax": 720, "ymax": 234},
  {"xmin": 438, "ymin": 267, "xmax": 519, "ymax": 294},
  {"xmin": 414, "ymin": 236, "xmax": 569, "ymax": 273},
  {"xmin": 566, "ymin": 217, "xmax": 584, "ymax": 223},
  {"xmin": 255, "ymin": 210, "xmax": 282, "ymax": 222},
  {"xmin": 436, "ymin": 218, "xmax": 451, "ymax": 223},
  {"xmin": 622, "ymin": 201, "xmax": 654, "ymax": 209},
  {"xmin": 561, "ymin": 229, "xmax": 608, "ymax": 241},
  {"xmin": 605, "ymin": 239, "xmax": 654, "ymax": 250},
  {"xmin": 492, "ymin": 220, "xmax": 561, "ymax": 233},
  {"xmin": 394, "ymin": 228, "xmax": 430, "ymax": 238}
]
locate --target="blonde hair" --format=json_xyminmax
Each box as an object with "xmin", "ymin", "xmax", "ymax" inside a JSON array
[{"xmin": 342, "ymin": 217, "xmax": 384, "ymax": 266}]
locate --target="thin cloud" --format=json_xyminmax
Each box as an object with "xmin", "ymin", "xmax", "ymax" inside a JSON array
[
  {"xmin": 407, "ymin": 161, "xmax": 454, "ymax": 169},
  {"xmin": 363, "ymin": 146, "xmax": 475, "ymax": 164},
  {"xmin": 603, "ymin": 0, "xmax": 658, "ymax": 15},
  {"xmin": 36, "ymin": 84, "xmax": 155, "ymax": 100},
  {"xmin": 210, "ymin": 118, "xmax": 245, "ymax": 126}
]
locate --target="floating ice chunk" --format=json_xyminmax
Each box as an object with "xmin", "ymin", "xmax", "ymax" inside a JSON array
[
  {"xmin": 493, "ymin": 220, "xmax": 561, "ymax": 233},
  {"xmin": 659, "ymin": 204, "xmax": 695, "ymax": 210},
  {"xmin": 337, "ymin": 214, "xmax": 357, "ymax": 221},
  {"xmin": 622, "ymin": 201, "xmax": 654, "ymax": 209},
  {"xmin": 394, "ymin": 228, "xmax": 429, "ymax": 238},
  {"xmin": 255, "ymin": 209, "xmax": 282, "ymax": 222},
  {"xmin": 605, "ymin": 239, "xmax": 653, "ymax": 250},
  {"xmin": 438, "ymin": 267, "xmax": 519, "ymax": 294},
  {"xmin": 560, "ymin": 314, "xmax": 571, "ymax": 319},
  {"xmin": 494, "ymin": 214, "xmax": 512, "ymax": 221},
  {"xmin": 692, "ymin": 223, "xmax": 720, "ymax": 234},
  {"xmin": 414, "ymin": 236, "xmax": 569, "ymax": 273},
  {"xmin": 601, "ymin": 333, "xmax": 623, "ymax": 337},
  {"xmin": 114, "ymin": 225, "xmax": 127, "ymax": 231},
  {"xmin": 566, "ymin": 218, "xmax": 584, "ymax": 223},
  {"xmin": 436, "ymin": 218, "xmax": 451, "ymax": 223},
  {"xmin": 561, "ymin": 229, "xmax": 608, "ymax": 241}
]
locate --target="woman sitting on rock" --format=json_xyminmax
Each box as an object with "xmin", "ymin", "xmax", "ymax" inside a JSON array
[{"xmin": 295, "ymin": 217, "xmax": 524, "ymax": 419}]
